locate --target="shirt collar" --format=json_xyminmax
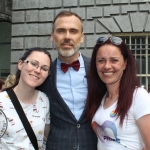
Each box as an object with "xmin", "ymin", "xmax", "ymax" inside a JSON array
[{"xmin": 57, "ymin": 51, "xmax": 84, "ymax": 68}]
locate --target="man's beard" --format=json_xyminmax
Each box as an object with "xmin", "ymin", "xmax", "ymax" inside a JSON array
[{"xmin": 55, "ymin": 41, "xmax": 81, "ymax": 57}]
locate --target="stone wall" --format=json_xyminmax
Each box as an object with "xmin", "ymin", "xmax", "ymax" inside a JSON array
[{"xmin": 11, "ymin": 0, "xmax": 150, "ymax": 73}]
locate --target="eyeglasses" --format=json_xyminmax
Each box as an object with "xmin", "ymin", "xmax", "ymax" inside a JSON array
[
  {"xmin": 23, "ymin": 60, "xmax": 50, "ymax": 75},
  {"xmin": 96, "ymin": 36, "xmax": 123, "ymax": 45}
]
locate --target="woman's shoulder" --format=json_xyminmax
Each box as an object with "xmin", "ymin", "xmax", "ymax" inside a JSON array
[
  {"xmin": 38, "ymin": 90, "xmax": 48, "ymax": 96},
  {"xmin": 133, "ymin": 87, "xmax": 150, "ymax": 104},
  {"xmin": 0, "ymin": 91, "xmax": 7, "ymax": 98},
  {"xmin": 36, "ymin": 90, "xmax": 50, "ymax": 111},
  {"xmin": 37, "ymin": 90, "xmax": 49, "ymax": 102},
  {"xmin": 134, "ymin": 87, "xmax": 149, "ymax": 96},
  {"xmin": 0, "ymin": 91, "xmax": 11, "ymax": 105},
  {"xmin": 132, "ymin": 87, "xmax": 150, "ymax": 120}
]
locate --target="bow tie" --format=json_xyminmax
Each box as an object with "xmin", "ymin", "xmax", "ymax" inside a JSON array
[{"xmin": 61, "ymin": 60, "xmax": 80, "ymax": 73}]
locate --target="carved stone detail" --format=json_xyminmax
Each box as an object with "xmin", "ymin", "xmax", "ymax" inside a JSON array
[{"xmin": 0, "ymin": 0, "xmax": 12, "ymax": 21}]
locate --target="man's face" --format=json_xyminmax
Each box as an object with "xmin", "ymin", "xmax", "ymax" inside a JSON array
[{"xmin": 51, "ymin": 15, "xmax": 84, "ymax": 59}]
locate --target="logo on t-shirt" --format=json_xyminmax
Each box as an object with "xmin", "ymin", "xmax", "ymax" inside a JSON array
[
  {"xmin": 0, "ymin": 109, "xmax": 8, "ymax": 137},
  {"xmin": 110, "ymin": 110, "xmax": 117, "ymax": 117},
  {"xmin": 92, "ymin": 121, "xmax": 120, "ymax": 145}
]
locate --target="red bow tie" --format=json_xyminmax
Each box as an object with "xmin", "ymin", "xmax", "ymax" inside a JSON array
[{"xmin": 61, "ymin": 60, "xmax": 80, "ymax": 73}]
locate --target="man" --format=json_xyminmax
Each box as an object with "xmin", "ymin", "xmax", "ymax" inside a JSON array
[{"xmin": 39, "ymin": 10, "xmax": 97, "ymax": 150}]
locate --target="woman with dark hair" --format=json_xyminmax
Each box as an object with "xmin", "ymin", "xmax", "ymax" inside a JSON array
[
  {"xmin": 0, "ymin": 47, "xmax": 51, "ymax": 150},
  {"xmin": 86, "ymin": 37, "xmax": 150, "ymax": 150},
  {"xmin": 0, "ymin": 78, "xmax": 5, "ymax": 90}
]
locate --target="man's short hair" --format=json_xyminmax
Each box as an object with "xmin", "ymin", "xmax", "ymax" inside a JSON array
[{"xmin": 52, "ymin": 10, "xmax": 83, "ymax": 32}]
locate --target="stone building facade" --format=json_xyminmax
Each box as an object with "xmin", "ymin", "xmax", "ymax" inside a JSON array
[{"xmin": 1, "ymin": 0, "xmax": 150, "ymax": 90}]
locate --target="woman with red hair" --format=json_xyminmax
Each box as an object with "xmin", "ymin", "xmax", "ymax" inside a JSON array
[{"xmin": 86, "ymin": 36, "xmax": 150, "ymax": 150}]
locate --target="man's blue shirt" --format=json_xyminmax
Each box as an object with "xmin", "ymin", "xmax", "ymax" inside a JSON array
[{"xmin": 56, "ymin": 52, "xmax": 88, "ymax": 121}]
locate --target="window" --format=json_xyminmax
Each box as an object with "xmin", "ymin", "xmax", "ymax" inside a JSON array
[{"xmin": 118, "ymin": 35, "xmax": 150, "ymax": 92}]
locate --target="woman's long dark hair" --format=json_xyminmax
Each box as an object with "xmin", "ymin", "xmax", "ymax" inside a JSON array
[
  {"xmin": 2, "ymin": 47, "xmax": 52, "ymax": 91},
  {"xmin": 86, "ymin": 39, "xmax": 139, "ymax": 126}
]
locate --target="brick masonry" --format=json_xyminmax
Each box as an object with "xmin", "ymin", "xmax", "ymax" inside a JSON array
[{"xmin": 8, "ymin": 0, "xmax": 150, "ymax": 73}]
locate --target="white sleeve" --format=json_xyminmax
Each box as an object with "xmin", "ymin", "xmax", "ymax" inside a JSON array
[{"xmin": 132, "ymin": 87, "xmax": 150, "ymax": 120}]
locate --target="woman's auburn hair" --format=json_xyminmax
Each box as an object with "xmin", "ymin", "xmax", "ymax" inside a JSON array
[{"xmin": 86, "ymin": 40, "xmax": 139, "ymax": 126}]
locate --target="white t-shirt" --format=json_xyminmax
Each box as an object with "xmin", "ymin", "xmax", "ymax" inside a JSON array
[
  {"xmin": 92, "ymin": 87, "xmax": 150, "ymax": 150},
  {"xmin": 0, "ymin": 90, "xmax": 50, "ymax": 150}
]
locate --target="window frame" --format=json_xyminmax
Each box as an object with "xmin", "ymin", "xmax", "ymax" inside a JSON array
[{"xmin": 113, "ymin": 33, "xmax": 150, "ymax": 92}]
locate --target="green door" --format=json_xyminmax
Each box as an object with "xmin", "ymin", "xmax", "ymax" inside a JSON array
[{"xmin": 0, "ymin": 21, "xmax": 11, "ymax": 78}]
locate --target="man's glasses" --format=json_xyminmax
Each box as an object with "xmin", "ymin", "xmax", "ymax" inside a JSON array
[
  {"xmin": 23, "ymin": 60, "xmax": 50, "ymax": 75},
  {"xmin": 96, "ymin": 36, "xmax": 123, "ymax": 45}
]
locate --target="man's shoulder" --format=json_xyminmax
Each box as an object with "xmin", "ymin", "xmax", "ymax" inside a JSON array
[
  {"xmin": 52, "ymin": 58, "xmax": 57, "ymax": 64},
  {"xmin": 50, "ymin": 58, "xmax": 57, "ymax": 68},
  {"xmin": 81, "ymin": 54, "xmax": 91, "ymax": 62}
]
